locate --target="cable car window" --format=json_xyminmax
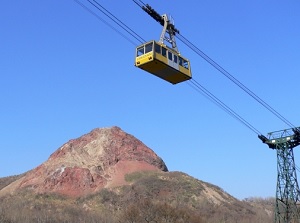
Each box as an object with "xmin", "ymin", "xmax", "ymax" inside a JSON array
[
  {"xmin": 154, "ymin": 43, "xmax": 161, "ymax": 54},
  {"xmin": 137, "ymin": 46, "xmax": 144, "ymax": 57},
  {"xmin": 161, "ymin": 47, "xmax": 167, "ymax": 57},
  {"xmin": 179, "ymin": 57, "xmax": 183, "ymax": 66},
  {"xmin": 168, "ymin": 51, "xmax": 172, "ymax": 60},
  {"xmin": 145, "ymin": 43, "xmax": 153, "ymax": 53},
  {"xmin": 183, "ymin": 59, "xmax": 189, "ymax": 69},
  {"xmin": 174, "ymin": 55, "xmax": 178, "ymax": 63}
]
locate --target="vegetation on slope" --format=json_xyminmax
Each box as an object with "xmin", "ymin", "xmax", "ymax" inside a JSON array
[
  {"xmin": 0, "ymin": 173, "xmax": 25, "ymax": 191},
  {"xmin": 0, "ymin": 171, "xmax": 273, "ymax": 223}
]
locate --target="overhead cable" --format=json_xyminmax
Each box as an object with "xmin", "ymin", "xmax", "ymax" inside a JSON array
[
  {"xmin": 176, "ymin": 34, "xmax": 295, "ymax": 129},
  {"xmin": 74, "ymin": 0, "xmax": 262, "ymax": 135},
  {"xmin": 89, "ymin": 0, "xmax": 146, "ymax": 44},
  {"xmin": 73, "ymin": 0, "xmax": 142, "ymax": 46},
  {"xmin": 132, "ymin": 0, "xmax": 295, "ymax": 129},
  {"xmin": 132, "ymin": 0, "xmax": 146, "ymax": 8},
  {"xmin": 188, "ymin": 79, "xmax": 262, "ymax": 135}
]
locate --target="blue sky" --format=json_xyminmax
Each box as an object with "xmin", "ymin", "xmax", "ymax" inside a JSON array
[{"xmin": 1, "ymin": 0, "xmax": 299, "ymax": 200}]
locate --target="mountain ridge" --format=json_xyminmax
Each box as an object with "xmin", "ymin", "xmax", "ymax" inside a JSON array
[
  {"xmin": 0, "ymin": 126, "xmax": 274, "ymax": 222},
  {"xmin": 0, "ymin": 126, "xmax": 167, "ymax": 197}
]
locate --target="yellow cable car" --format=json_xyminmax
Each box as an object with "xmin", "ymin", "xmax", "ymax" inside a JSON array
[
  {"xmin": 134, "ymin": 7, "xmax": 192, "ymax": 85},
  {"xmin": 135, "ymin": 40, "xmax": 191, "ymax": 84}
]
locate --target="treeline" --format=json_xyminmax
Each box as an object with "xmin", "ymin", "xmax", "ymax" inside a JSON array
[
  {"xmin": 0, "ymin": 200, "xmax": 200, "ymax": 223},
  {"xmin": 0, "ymin": 195, "xmax": 273, "ymax": 223},
  {"xmin": 0, "ymin": 203, "xmax": 112, "ymax": 223}
]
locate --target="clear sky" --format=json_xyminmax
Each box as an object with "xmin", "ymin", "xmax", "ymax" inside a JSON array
[{"xmin": 1, "ymin": 0, "xmax": 299, "ymax": 200}]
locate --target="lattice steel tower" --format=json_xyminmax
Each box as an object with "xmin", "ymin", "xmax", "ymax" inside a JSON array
[{"xmin": 259, "ymin": 127, "xmax": 300, "ymax": 223}]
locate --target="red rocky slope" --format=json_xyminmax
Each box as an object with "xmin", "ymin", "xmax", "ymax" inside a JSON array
[{"xmin": 1, "ymin": 127, "xmax": 168, "ymax": 197}]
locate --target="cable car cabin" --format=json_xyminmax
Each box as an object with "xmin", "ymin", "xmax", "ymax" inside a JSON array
[{"xmin": 135, "ymin": 40, "xmax": 191, "ymax": 84}]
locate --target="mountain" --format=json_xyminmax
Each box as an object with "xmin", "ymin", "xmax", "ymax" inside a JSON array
[
  {"xmin": 0, "ymin": 126, "xmax": 273, "ymax": 223},
  {"xmin": 0, "ymin": 126, "xmax": 167, "ymax": 197}
]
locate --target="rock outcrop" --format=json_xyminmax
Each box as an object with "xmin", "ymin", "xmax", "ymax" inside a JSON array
[{"xmin": 1, "ymin": 126, "xmax": 167, "ymax": 197}]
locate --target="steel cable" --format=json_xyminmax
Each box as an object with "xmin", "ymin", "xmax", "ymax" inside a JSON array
[
  {"xmin": 74, "ymin": 0, "xmax": 263, "ymax": 135},
  {"xmin": 188, "ymin": 79, "xmax": 262, "ymax": 135},
  {"xmin": 73, "ymin": 0, "xmax": 138, "ymax": 46},
  {"xmin": 131, "ymin": 0, "xmax": 295, "ymax": 129},
  {"xmin": 90, "ymin": 0, "xmax": 146, "ymax": 44},
  {"xmin": 177, "ymin": 33, "xmax": 295, "ymax": 129}
]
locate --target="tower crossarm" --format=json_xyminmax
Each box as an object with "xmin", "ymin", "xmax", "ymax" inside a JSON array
[{"xmin": 258, "ymin": 127, "xmax": 300, "ymax": 149}]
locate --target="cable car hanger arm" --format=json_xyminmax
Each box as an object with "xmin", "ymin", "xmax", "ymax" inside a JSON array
[{"xmin": 140, "ymin": 3, "xmax": 180, "ymax": 52}]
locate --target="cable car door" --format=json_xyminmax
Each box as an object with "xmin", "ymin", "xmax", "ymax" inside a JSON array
[{"xmin": 167, "ymin": 51, "xmax": 179, "ymax": 71}]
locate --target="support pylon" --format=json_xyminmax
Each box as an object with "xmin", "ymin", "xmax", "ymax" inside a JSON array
[{"xmin": 259, "ymin": 128, "xmax": 300, "ymax": 223}]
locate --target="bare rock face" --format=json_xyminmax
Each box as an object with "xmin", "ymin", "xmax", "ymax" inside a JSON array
[{"xmin": 5, "ymin": 127, "xmax": 168, "ymax": 197}]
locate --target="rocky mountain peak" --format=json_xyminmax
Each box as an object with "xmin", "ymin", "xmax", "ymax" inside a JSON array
[{"xmin": 1, "ymin": 126, "xmax": 167, "ymax": 197}]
